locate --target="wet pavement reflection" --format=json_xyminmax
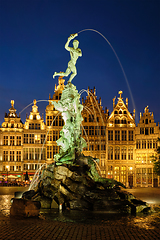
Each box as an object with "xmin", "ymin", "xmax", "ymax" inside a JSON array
[{"xmin": 0, "ymin": 191, "xmax": 160, "ymax": 231}]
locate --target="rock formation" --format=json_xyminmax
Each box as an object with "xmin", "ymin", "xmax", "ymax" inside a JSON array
[{"xmin": 22, "ymin": 156, "xmax": 150, "ymax": 214}]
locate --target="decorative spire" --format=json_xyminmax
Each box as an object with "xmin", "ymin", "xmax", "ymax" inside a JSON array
[
  {"xmin": 133, "ymin": 109, "xmax": 135, "ymax": 118},
  {"xmin": 32, "ymin": 99, "xmax": 38, "ymax": 113},
  {"xmin": 118, "ymin": 90, "xmax": 123, "ymax": 99},
  {"xmin": 11, "ymin": 100, "xmax": 14, "ymax": 108},
  {"xmin": 8, "ymin": 100, "xmax": 17, "ymax": 117},
  {"xmin": 113, "ymin": 96, "xmax": 116, "ymax": 109},
  {"xmin": 99, "ymin": 97, "xmax": 101, "ymax": 106},
  {"xmin": 126, "ymin": 98, "xmax": 128, "ymax": 108},
  {"xmin": 145, "ymin": 106, "xmax": 149, "ymax": 113}
]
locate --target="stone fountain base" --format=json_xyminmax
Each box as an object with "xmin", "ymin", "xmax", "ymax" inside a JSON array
[{"xmin": 19, "ymin": 155, "xmax": 150, "ymax": 215}]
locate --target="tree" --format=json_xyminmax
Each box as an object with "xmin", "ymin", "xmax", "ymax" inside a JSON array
[{"xmin": 151, "ymin": 138, "xmax": 160, "ymax": 176}]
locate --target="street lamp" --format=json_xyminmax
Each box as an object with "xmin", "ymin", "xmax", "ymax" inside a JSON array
[{"xmin": 6, "ymin": 165, "xmax": 9, "ymax": 186}]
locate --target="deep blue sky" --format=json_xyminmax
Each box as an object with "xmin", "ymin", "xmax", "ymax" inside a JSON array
[{"xmin": 0, "ymin": 0, "xmax": 160, "ymax": 125}]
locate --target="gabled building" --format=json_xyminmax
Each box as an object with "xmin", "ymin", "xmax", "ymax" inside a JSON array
[
  {"xmin": 106, "ymin": 91, "xmax": 136, "ymax": 187},
  {"xmin": 23, "ymin": 99, "xmax": 46, "ymax": 180},
  {"xmin": 135, "ymin": 106, "xmax": 160, "ymax": 187},
  {"xmin": 0, "ymin": 100, "xmax": 23, "ymax": 179}
]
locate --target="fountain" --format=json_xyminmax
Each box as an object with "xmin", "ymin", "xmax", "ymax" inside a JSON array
[{"xmin": 10, "ymin": 32, "xmax": 150, "ymax": 217}]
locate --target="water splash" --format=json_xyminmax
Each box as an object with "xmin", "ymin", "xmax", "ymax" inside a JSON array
[
  {"xmin": 20, "ymin": 100, "xmax": 49, "ymax": 114},
  {"xmin": 78, "ymin": 28, "xmax": 137, "ymax": 123}
]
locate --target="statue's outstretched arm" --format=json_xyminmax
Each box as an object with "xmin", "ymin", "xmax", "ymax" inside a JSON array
[{"xmin": 65, "ymin": 33, "xmax": 78, "ymax": 51}]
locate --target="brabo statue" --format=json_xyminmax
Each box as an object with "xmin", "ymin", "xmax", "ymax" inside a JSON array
[{"xmin": 53, "ymin": 33, "xmax": 82, "ymax": 83}]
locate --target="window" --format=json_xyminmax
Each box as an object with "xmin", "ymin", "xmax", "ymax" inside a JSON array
[
  {"xmin": 23, "ymin": 148, "xmax": 28, "ymax": 160},
  {"xmin": 114, "ymin": 166, "xmax": 120, "ymax": 181},
  {"xmin": 41, "ymin": 134, "xmax": 45, "ymax": 144},
  {"xmin": 16, "ymin": 136, "xmax": 21, "ymax": 146},
  {"xmin": 35, "ymin": 123, "xmax": 40, "ymax": 130},
  {"xmin": 29, "ymin": 134, "xmax": 34, "ymax": 144},
  {"xmin": 101, "ymin": 144, "xmax": 106, "ymax": 151},
  {"xmin": 115, "ymin": 119, "xmax": 120, "ymax": 124},
  {"xmin": 3, "ymin": 136, "xmax": 8, "ymax": 145},
  {"xmin": 10, "ymin": 136, "xmax": 15, "ymax": 145},
  {"xmin": 95, "ymin": 126, "xmax": 100, "ymax": 135},
  {"xmin": 89, "ymin": 145, "xmax": 94, "ymax": 151},
  {"xmin": 121, "ymin": 147, "xmax": 127, "ymax": 160},
  {"xmin": 108, "ymin": 147, "xmax": 113, "ymax": 160},
  {"xmin": 3, "ymin": 151, "xmax": 8, "ymax": 161},
  {"xmin": 101, "ymin": 126, "xmax": 106, "ymax": 136},
  {"xmin": 136, "ymin": 140, "xmax": 141, "ymax": 149},
  {"xmin": 145, "ymin": 128, "xmax": 149, "ymax": 135},
  {"xmin": 24, "ymin": 134, "xmax": 28, "ymax": 144},
  {"xmin": 41, "ymin": 148, "xmax": 46, "ymax": 160},
  {"xmin": 122, "ymin": 130, "xmax": 127, "ymax": 141},
  {"xmin": 140, "ymin": 128, "xmax": 144, "ymax": 134},
  {"xmin": 128, "ymin": 130, "xmax": 133, "ymax": 141},
  {"xmin": 10, "ymin": 151, "xmax": 14, "ymax": 161},
  {"xmin": 108, "ymin": 130, "xmax": 113, "ymax": 141},
  {"xmin": 16, "ymin": 151, "xmax": 21, "ymax": 161},
  {"xmin": 47, "ymin": 131, "xmax": 52, "ymax": 142},
  {"xmin": 35, "ymin": 148, "xmax": 40, "ymax": 160},
  {"xmin": 145, "ymin": 119, "xmax": 148, "ymax": 124},
  {"xmin": 53, "ymin": 131, "xmax": 59, "ymax": 141},
  {"xmin": 148, "ymin": 140, "xmax": 152, "ymax": 149},
  {"xmin": 47, "ymin": 146, "xmax": 52, "ymax": 159},
  {"xmin": 10, "ymin": 166, "xmax": 14, "ymax": 171},
  {"xmin": 115, "ymin": 130, "xmax": 120, "ymax": 141},
  {"xmin": 89, "ymin": 126, "xmax": 94, "ymax": 135},
  {"xmin": 121, "ymin": 119, "xmax": 127, "ymax": 124},
  {"xmin": 16, "ymin": 165, "xmax": 21, "ymax": 171},
  {"xmin": 54, "ymin": 146, "xmax": 59, "ymax": 157},
  {"xmin": 142, "ymin": 140, "xmax": 146, "ymax": 149},
  {"xmin": 153, "ymin": 140, "xmax": 157, "ymax": 149},
  {"xmin": 150, "ymin": 127, "xmax": 154, "ymax": 134},
  {"xmin": 115, "ymin": 147, "xmax": 120, "ymax": 160},
  {"xmin": 128, "ymin": 147, "xmax": 133, "ymax": 160},
  {"xmin": 29, "ymin": 148, "xmax": 34, "ymax": 160},
  {"xmin": 47, "ymin": 116, "xmax": 53, "ymax": 126}
]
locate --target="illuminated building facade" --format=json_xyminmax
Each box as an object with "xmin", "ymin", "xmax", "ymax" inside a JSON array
[
  {"xmin": 23, "ymin": 99, "xmax": 46, "ymax": 179},
  {"xmin": 105, "ymin": 91, "xmax": 136, "ymax": 187},
  {"xmin": 135, "ymin": 106, "xmax": 160, "ymax": 187},
  {"xmin": 0, "ymin": 78, "xmax": 159, "ymax": 187},
  {"xmin": 0, "ymin": 101, "xmax": 23, "ymax": 180}
]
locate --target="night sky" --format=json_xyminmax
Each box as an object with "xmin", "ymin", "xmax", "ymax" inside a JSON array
[{"xmin": 0, "ymin": 0, "xmax": 159, "ymax": 125}]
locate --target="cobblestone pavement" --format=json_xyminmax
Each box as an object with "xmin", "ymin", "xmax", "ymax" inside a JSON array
[{"xmin": 0, "ymin": 194, "xmax": 160, "ymax": 240}]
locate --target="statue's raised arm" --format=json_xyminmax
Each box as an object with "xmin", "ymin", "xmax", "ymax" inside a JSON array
[
  {"xmin": 53, "ymin": 33, "xmax": 82, "ymax": 83},
  {"xmin": 65, "ymin": 33, "xmax": 78, "ymax": 51}
]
